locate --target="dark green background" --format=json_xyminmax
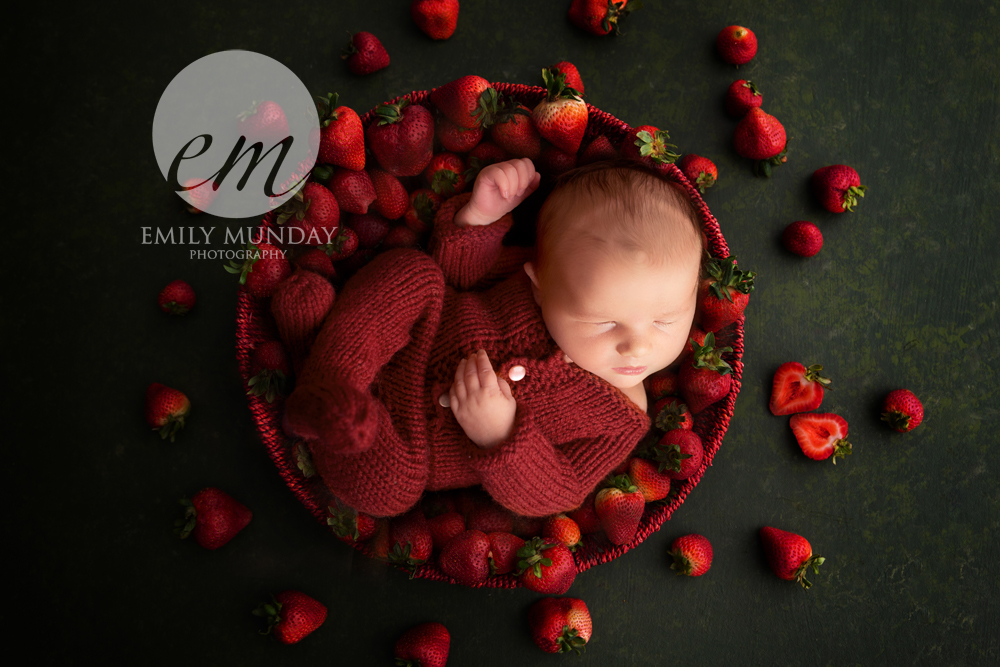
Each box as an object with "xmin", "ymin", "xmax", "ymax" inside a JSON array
[{"xmin": 8, "ymin": 1, "xmax": 998, "ymax": 664}]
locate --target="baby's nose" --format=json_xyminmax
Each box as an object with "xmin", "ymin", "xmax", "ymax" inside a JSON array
[{"xmin": 618, "ymin": 333, "xmax": 651, "ymax": 357}]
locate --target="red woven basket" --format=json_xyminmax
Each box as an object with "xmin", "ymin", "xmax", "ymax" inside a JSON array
[{"xmin": 235, "ymin": 82, "xmax": 744, "ymax": 587}]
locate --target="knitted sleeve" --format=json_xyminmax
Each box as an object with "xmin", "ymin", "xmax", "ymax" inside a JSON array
[
  {"xmin": 464, "ymin": 403, "xmax": 648, "ymax": 517},
  {"xmin": 429, "ymin": 192, "xmax": 515, "ymax": 290}
]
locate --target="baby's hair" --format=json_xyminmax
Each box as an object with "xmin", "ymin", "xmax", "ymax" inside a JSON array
[{"xmin": 534, "ymin": 158, "xmax": 707, "ymax": 286}]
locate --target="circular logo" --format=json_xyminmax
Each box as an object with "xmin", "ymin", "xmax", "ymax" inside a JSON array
[{"xmin": 152, "ymin": 50, "xmax": 319, "ymax": 219}]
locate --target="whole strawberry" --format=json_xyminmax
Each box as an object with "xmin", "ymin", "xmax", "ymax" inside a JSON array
[
  {"xmin": 347, "ymin": 212, "xmax": 391, "ymax": 249},
  {"xmin": 247, "ymin": 340, "xmax": 292, "ymax": 403},
  {"xmin": 366, "ymin": 99, "xmax": 435, "ymax": 177},
  {"xmin": 549, "ymin": 61, "xmax": 585, "ymax": 95},
  {"xmin": 424, "ymin": 152, "xmax": 467, "ymax": 197},
  {"xmin": 881, "ymin": 389, "xmax": 924, "ymax": 432},
  {"xmin": 490, "ymin": 99, "xmax": 542, "ymax": 160},
  {"xmin": 516, "ymin": 537, "xmax": 577, "ymax": 594},
  {"xmin": 158, "ymin": 279, "xmax": 195, "ymax": 315},
  {"xmin": 537, "ymin": 145, "xmax": 577, "ymax": 179},
  {"xmin": 532, "ymin": 67, "xmax": 588, "ymax": 154},
  {"xmin": 368, "ymin": 168, "xmax": 410, "ymax": 220},
  {"xmin": 653, "ymin": 429, "xmax": 704, "ymax": 480},
  {"xmin": 411, "ymin": 0, "xmax": 460, "ymax": 40},
  {"xmin": 812, "ymin": 165, "xmax": 867, "ymax": 213},
  {"xmin": 320, "ymin": 227, "xmax": 359, "ymax": 261},
  {"xmin": 175, "ymin": 487, "xmax": 252, "ymax": 549},
  {"xmin": 567, "ymin": 491, "xmax": 602, "ymax": 534},
  {"xmin": 698, "ymin": 256, "xmax": 756, "ymax": 331},
  {"xmin": 144, "ymin": 382, "xmax": 190, "ymax": 441},
  {"xmin": 341, "ymin": 31, "xmax": 389, "ymax": 75},
  {"xmin": 677, "ymin": 154, "xmax": 718, "ymax": 194},
  {"xmin": 594, "ymin": 475, "xmax": 645, "ymax": 545},
  {"xmin": 404, "ymin": 189, "xmax": 444, "ymax": 234},
  {"xmin": 428, "ymin": 511, "xmax": 465, "ymax": 551},
  {"xmin": 669, "ymin": 534, "xmax": 713, "ymax": 576},
  {"xmin": 770, "ymin": 362, "xmax": 831, "ymax": 415},
  {"xmin": 225, "ymin": 242, "xmax": 292, "ymax": 299},
  {"xmin": 790, "ymin": 412, "xmax": 853, "ymax": 464},
  {"xmin": 436, "ymin": 114, "xmax": 483, "ymax": 153},
  {"xmin": 276, "ymin": 182, "xmax": 340, "ymax": 235},
  {"xmin": 782, "ymin": 221, "xmax": 823, "ymax": 257},
  {"xmin": 182, "ymin": 177, "xmax": 218, "ymax": 214},
  {"xmin": 329, "ymin": 168, "xmax": 376, "ymax": 214},
  {"xmin": 628, "ymin": 457, "xmax": 672, "ymax": 502},
  {"xmin": 717, "ymin": 25, "xmax": 757, "ymax": 65},
  {"xmin": 528, "ymin": 597, "xmax": 592, "ymax": 654},
  {"xmin": 467, "ymin": 502, "xmax": 514, "ymax": 534},
  {"xmin": 487, "ymin": 531, "xmax": 525, "ymax": 575},
  {"xmin": 679, "ymin": 332, "xmax": 733, "ymax": 414},
  {"xmin": 646, "ymin": 368, "xmax": 680, "ymax": 399},
  {"xmin": 733, "ymin": 108, "xmax": 787, "ymax": 177},
  {"xmin": 568, "ymin": 0, "xmax": 640, "ymax": 36},
  {"xmin": 293, "ymin": 247, "xmax": 337, "ymax": 280},
  {"xmin": 438, "ymin": 529, "xmax": 491, "ymax": 587},
  {"xmin": 760, "ymin": 526, "xmax": 825, "ymax": 589},
  {"xmin": 394, "ymin": 621, "xmax": 451, "ymax": 667},
  {"xmin": 726, "ymin": 79, "xmax": 762, "ymax": 118},
  {"xmin": 389, "ymin": 509, "xmax": 434, "ymax": 577},
  {"xmin": 579, "ymin": 134, "xmax": 617, "ymax": 165},
  {"xmin": 429, "ymin": 75, "xmax": 496, "ymax": 129},
  {"xmin": 254, "ymin": 590, "xmax": 327, "ymax": 644},
  {"xmin": 620, "ymin": 124, "xmax": 680, "ymax": 170},
  {"xmin": 326, "ymin": 502, "xmax": 378, "ymax": 543},
  {"xmin": 653, "ymin": 395, "xmax": 693, "ymax": 432},
  {"xmin": 315, "ymin": 93, "xmax": 365, "ymax": 170},
  {"xmin": 237, "ymin": 100, "xmax": 289, "ymax": 145},
  {"xmin": 542, "ymin": 513, "xmax": 582, "ymax": 551}
]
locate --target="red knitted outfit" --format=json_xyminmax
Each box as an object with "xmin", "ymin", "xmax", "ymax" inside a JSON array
[{"xmin": 279, "ymin": 193, "xmax": 651, "ymax": 518}]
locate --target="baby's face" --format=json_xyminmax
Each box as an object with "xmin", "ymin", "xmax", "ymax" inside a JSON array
[{"xmin": 528, "ymin": 237, "xmax": 701, "ymax": 393}]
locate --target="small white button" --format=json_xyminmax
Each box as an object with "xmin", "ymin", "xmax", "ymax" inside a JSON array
[
  {"xmin": 508, "ymin": 365, "xmax": 526, "ymax": 381},
  {"xmin": 438, "ymin": 393, "xmax": 450, "ymax": 408}
]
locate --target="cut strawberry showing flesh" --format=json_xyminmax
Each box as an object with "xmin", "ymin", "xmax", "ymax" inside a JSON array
[
  {"xmin": 789, "ymin": 412, "xmax": 852, "ymax": 464},
  {"xmin": 769, "ymin": 362, "xmax": 832, "ymax": 416}
]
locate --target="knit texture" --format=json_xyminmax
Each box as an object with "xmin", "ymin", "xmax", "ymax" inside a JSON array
[
  {"xmin": 275, "ymin": 192, "xmax": 651, "ymax": 518},
  {"xmin": 270, "ymin": 269, "xmax": 336, "ymax": 375}
]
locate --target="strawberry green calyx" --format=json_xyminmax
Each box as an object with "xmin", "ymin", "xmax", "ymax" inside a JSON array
[
  {"xmin": 804, "ymin": 364, "xmax": 833, "ymax": 388},
  {"xmin": 754, "ymin": 143, "xmax": 788, "ymax": 178},
  {"xmin": 603, "ymin": 0, "xmax": 644, "ymax": 34},
  {"xmin": 236, "ymin": 99, "xmax": 260, "ymax": 123},
  {"xmin": 340, "ymin": 32, "xmax": 359, "ymax": 60},
  {"xmin": 315, "ymin": 92, "xmax": 341, "ymax": 126},
  {"xmin": 653, "ymin": 443, "xmax": 692, "ymax": 474},
  {"xmin": 881, "ymin": 409, "xmax": 912, "ymax": 432},
  {"xmin": 252, "ymin": 597, "xmax": 284, "ymax": 636},
  {"xmin": 655, "ymin": 400, "xmax": 690, "ymax": 431},
  {"xmin": 829, "ymin": 438, "xmax": 853, "ymax": 465},
  {"xmin": 742, "ymin": 80, "xmax": 761, "ymax": 96},
  {"xmin": 273, "ymin": 187, "xmax": 312, "ymax": 226},
  {"xmin": 430, "ymin": 170, "xmax": 460, "ymax": 196},
  {"xmin": 668, "ymin": 548, "xmax": 696, "ymax": 576},
  {"xmin": 374, "ymin": 99, "xmax": 411, "ymax": 126},
  {"xmin": 606, "ymin": 474, "xmax": 639, "ymax": 494},
  {"xmin": 320, "ymin": 229, "xmax": 353, "ymax": 256},
  {"xmin": 493, "ymin": 93, "xmax": 532, "ymax": 123},
  {"xmin": 516, "ymin": 536, "xmax": 556, "ymax": 580},
  {"xmin": 794, "ymin": 554, "xmax": 825, "ymax": 589},
  {"xmin": 293, "ymin": 441, "xmax": 316, "ymax": 478},
  {"xmin": 541, "ymin": 68, "xmax": 582, "ymax": 102},
  {"xmin": 247, "ymin": 368, "xmax": 289, "ymax": 403},
  {"xmin": 327, "ymin": 504, "xmax": 362, "ymax": 541},
  {"xmin": 387, "ymin": 542, "xmax": 425, "ymax": 579},
  {"xmin": 634, "ymin": 129, "xmax": 680, "ymax": 164},
  {"xmin": 223, "ymin": 243, "xmax": 262, "ymax": 285},
  {"xmin": 689, "ymin": 332, "xmax": 733, "ymax": 375},
  {"xmin": 470, "ymin": 87, "xmax": 500, "ymax": 129},
  {"xmin": 842, "ymin": 184, "xmax": 867, "ymax": 212},
  {"xmin": 706, "ymin": 255, "xmax": 756, "ymax": 301},
  {"xmin": 695, "ymin": 171, "xmax": 716, "ymax": 193},
  {"xmin": 173, "ymin": 497, "xmax": 197, "ymax": 539},
  {"xmin": 557, "ymin": 627, "xmax": 588, "ymax": 654}
]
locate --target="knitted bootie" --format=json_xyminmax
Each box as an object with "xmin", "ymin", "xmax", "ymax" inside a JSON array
[{"xmin": 283, "ymin": 380, "xmax": 379, "ymax": 454}]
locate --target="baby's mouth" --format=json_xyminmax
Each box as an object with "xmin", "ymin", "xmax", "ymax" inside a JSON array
[{"xmin": 612, "ymin": 366, "xmax": 647, "ymax": 375}]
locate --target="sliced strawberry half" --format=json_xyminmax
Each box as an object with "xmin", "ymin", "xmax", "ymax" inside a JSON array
[
  {"xmin": 769, "ymin": 362, "xmax": 832, "ymax": 416},
  {"xmin": 789, "ymin": 413, "xmax": 852, "ymax": 464}
]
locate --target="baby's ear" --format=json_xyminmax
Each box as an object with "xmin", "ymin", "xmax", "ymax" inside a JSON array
[{"xmin": 523, "ymin": 262, "xmax": 543, "ymax": 306}]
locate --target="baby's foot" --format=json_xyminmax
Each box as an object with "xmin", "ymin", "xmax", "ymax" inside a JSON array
[{"xmin": 284, "ymin": 381, "xmax": 379, "ymax": 454}]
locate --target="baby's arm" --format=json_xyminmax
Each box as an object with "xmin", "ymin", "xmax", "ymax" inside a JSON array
[
  {"xmin": 449, "ymin": 349, "xmax": 517, "ymax": 449},
  {"xmin": 454, "ymin": 158, "xmax": 541, "ymax": 227}
]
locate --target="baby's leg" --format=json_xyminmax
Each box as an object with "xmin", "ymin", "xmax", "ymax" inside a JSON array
[{"xmin": 284, "ymin": 248, "xmax": 445, "ymax": 454}]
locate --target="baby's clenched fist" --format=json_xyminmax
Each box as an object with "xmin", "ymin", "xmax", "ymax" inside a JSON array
[
  {"xmin": 453, "ymin": 158, "xmax": 541, "ymax": 227},
  {"xmin": 448, "ymin": 349, "xmax": 517, "ymax": 449}
]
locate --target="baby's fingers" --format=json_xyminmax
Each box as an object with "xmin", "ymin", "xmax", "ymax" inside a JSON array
[
  {"xmin": 473, "ymin": 349, "xmax": 498, "ymax": 390},
  {"xmin": 452, "ymin": 357, "xmax": 469, "ymax": 402},
  {"xmin": 512, "ymin": 158, "xmax": 537, "ymax": 196}
]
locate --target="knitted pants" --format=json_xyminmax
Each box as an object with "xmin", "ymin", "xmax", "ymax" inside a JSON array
[{"xmin": 283, "ymin": 248, "xmax": 445, "ymax": 517}]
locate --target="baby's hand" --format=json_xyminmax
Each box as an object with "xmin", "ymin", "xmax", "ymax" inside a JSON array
[
  {"xmin": 448, "ymin": 349, "xmax": 517, "ymax": 449},
  {"xmin": 453, "ymin": 158, "xmax": 541, "ymax": 227}
]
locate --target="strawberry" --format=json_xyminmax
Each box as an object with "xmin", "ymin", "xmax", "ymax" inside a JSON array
[
  {"xmin": 403, "ymin": 188, "xmax": 444, "ymax": 234},
  {"xmin": 567, "ymin": 491, "xmax": 602, "ymax": 534},
  {"xmin": 428, "ymin": 511, "xmax": 466, "ymax": 551},
  {"xmin": 542, "ymin": 513, "xmax": 582, "ymax": 551},
  {"xmin": 467, "ymin": 502, "xmax": 514, "ymax": 534},
  {"xmin": 366, "ymin": 100, "xmax": 435, "ymax": 177},
  {"xmin": 435, "ymin": 114, "xmax": 483, "ymax": 153},
  {"xmin": 438, "ymin": 529, "xmax": 491, "ymax": 587},
  {"xmin": 594, "ymin": 475, "xmax": 645, "ymax": 545},
  {"xmin": 782, "ymin": 220, "xmax": 823, "ymax": 257},
  {"xmin": 144, "ymin": 383, "xmax": 190, "ymax": 441},
  {"xmin": 759, "ymin": 526, "xmax": 825, "ymax": 589},
  {"xmin": 341, "ymin": 31, "xmax": 389, "ymax": 75},
  {"xmin": 669, "ymin": 534, "xmax": 713, "ymax": 576},
  {"xmin": 315, "ymin": 93, "xmax": 365, "ymax": 170},
  {"xmin": 726, "ymin": 79, "xmax": 762, "ymax": 118},
  {"xmin": 327, "ymin": 503, "xmax": 377, "ymax": 543},
  {"xmin": 537, "ymin": 145, "xmax": 578, "ymax": 179},
  {"xmin": 568, "ymin": 0, "xmax": 640, "ymax": 36},
  {"xmin": 653, "ymin": 395, "xmax": 693, "ymax": 431},
  {"xmin": 653, "ymin": 429, "xmax": 703, "ymax": 480},
  {"xmin": 812, "ymin": 165, "xmax": 867, "ymax": 213},
  {"xmin": 294, "ymin": 441, "xmax": 316, "ymax": 478},
  {"xmin": 531, "ymin": 68, "xmax": 588, "ymax": 154},
  {"xmin": 225, "ymin": 242, "xmax": 292, "ymax": 299},
  {"xmin": 628, "ymin": 457, "xmax": 672, "ymax": 502},
  {"xmin": 487, "ymin": 531, "xmax": 525, "ymax": 574},
  {"xmin": 579, "ymin": 134, "xmax": 617, "ymax": 165},
  {"xmin": 394, "ymin": 622, "xmax": 451, "ymax": 667},
  {"xmin": 383, "ymin": 224, "xmax": 421, "ymax": 248},
  {"xmin": 549, "ymin": 61, "xmax": 585, "ymax": 96},
  {"xmin": 717, "ymin": 25, "xmax": 757, "ymax": 65},
  {"xmin": 389, "ymin": 509, "xmax": 434, "ymax": 576},
  {"xmin": 320, "ymin": 227, "xmax": 359, "ymax": 261},
  {"xmin": 881, "ymin": 389, "xmax": 924, "ymax": 432},
  {"xmin": 237, "ymin": 100, "xmax": 289, "ymax": 146},
  {"xmin": 158, "ymin": 279, "xmax": 195, "ymax": 315},
  {"xmin": 679, "ymin": 332, "xmax": 733, "ymax": 413},
  {"xmin": 646, "ymin": 369, "xmax": 680, "ymax": 399},
  {"xmin": 516, "ymin": 537, "xmax": 577, "ymax": 594},
  {"xmin": 528, "ymin": 597, "xmax": 592, "ymax": 654},
  {"xmin": 769, "ymin": 362, "xmax": 832, "ymax": 416},
  {"xmin": 174, "ymin": 487, "xmax": 251, "ymax": 549},
  {"xmin": 698, "ymin": 255, "xmax": 756, "ymax": 331},
  {"xmin": 411, "ymin": 0, "xmax": 460, "ymax": 40},
  {"xmin": 677, "ymin": 154, "xmax": 718, "ymax": 194},
  {"xmin": 293, "ymin": 248, "xmax": 337, "ymax": 280},
  {"xmin": 684, "ymin": 325, "xmax": 708, "ymax": 356},
  {"xmin": 511, "ymin": 514, "xmax": 544, "ymax": 539},
  {"xmin": 429, "ymin": 75, "xmax": 496, "ymax": 129},
  {"xmin": 328, "ymin": 168, "xmax": 376, "ymax": 214},
  {"xmin": 790, "ymin": 412, "xmax": 852, "ymax": 464},
  {"xmin": 276, "ymin": 182, "xmax": 340, "ymax": 234},
  {"xmin": 734, "ymin": 107, "xmax": 787, "ymax": 177},
  {"xmin": 254, "ymin": 590, "xmax": 327, "ymax": 644},
  {"xmin": 247, "ymin": 340, "xmax": 292, "ymax": 403},
  {"xmin": 182, "ymin": 177, "xmax": 218, "ymax": 214},
  {"xmin": 620, "ymin": 124, "xmax": 680, "ymax": 170},
  {"xmin": 367, "ymin": 168, "xmax": 409, "ymax": 220},
  {"xmin": 424, "ymin": 152, "xmax": 467, "ymax": 197},
  {"xmin": 464, "ymin": 141, "xmax": 509, "ymax": 181},
  {"xmin": 490, "ymin": 101, "xmax": 542, "ymax": 160},
  {"xmin": 347, "ymin": 212, "xmax": 391, "ymax": 249}
]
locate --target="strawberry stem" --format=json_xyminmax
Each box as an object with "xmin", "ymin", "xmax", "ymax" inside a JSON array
[
  {"xmin": 842, "ymin": 184, "xmax": 867, "ymax": 212},
  {"xmin": 794, "ymin": 555, "xmax": 825, "ymax": 589}
]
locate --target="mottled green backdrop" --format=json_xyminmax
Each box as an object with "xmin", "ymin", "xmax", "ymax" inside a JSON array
[{"xmin": 8, "ymin": 0, "xmax": 998, "ymax": 664}]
